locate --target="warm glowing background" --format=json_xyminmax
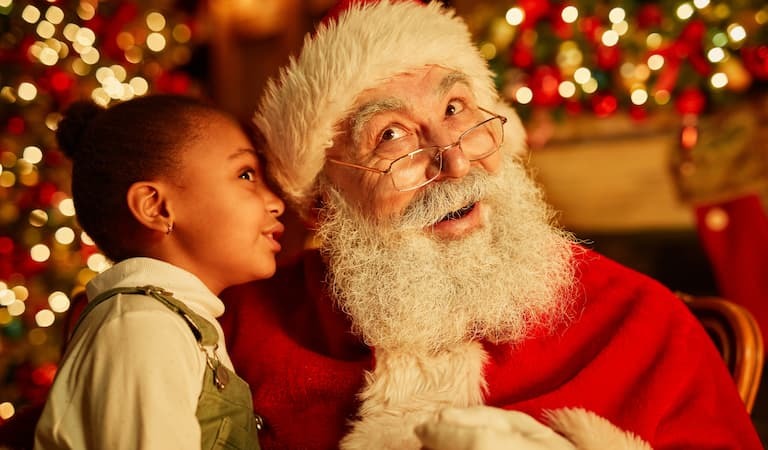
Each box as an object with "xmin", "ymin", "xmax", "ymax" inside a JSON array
[{"xmin": 1, "ymin": 0, "xmax": 766, "ymax": 438}]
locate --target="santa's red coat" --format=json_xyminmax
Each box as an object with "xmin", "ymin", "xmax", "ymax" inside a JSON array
[{"xmin": 220, "ymin": 247, "xmax": 762, "ymax": 449}]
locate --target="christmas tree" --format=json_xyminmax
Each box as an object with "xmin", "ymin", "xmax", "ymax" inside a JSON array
[
  {"xmin": 457, "ymin": 0, "xmax": 768, "ymax": 120},
  {"xmin": 0, "ymin": 0, "xmax": 199, "ymax": 422}
]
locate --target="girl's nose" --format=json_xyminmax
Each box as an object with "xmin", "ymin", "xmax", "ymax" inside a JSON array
[{"xmin": 265, "ymin": 189, "xmax": 285, "ymax": 216}]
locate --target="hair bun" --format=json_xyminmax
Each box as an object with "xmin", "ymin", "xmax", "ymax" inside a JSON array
[{"xmin": 56, "ymin": 101, "xmax": 105, "ymax": 159}]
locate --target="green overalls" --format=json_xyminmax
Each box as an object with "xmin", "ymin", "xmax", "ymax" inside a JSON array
[{"xmin": 73, "ymin": 285, "xmax": 262, "ymax": 450}]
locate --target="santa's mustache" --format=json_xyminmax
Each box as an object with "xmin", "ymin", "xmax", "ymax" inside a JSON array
[{"xmin": 398, "ymin": 169, "xmax": 492, "ymax": 230}]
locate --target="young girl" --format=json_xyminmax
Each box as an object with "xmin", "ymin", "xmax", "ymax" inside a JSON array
[{"xmin": 34, "ymin": 95, "xmax": 284, "ymax": 450}]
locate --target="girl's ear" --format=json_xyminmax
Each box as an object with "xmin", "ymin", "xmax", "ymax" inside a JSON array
[{"xmin": 126, "ymin": 182, "xmax": 173, "ymax": 234}]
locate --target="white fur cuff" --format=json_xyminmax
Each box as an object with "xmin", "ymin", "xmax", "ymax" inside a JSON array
[{"xmin": 545, "ymin": 407, "xmax": 653, "ymax": 450}]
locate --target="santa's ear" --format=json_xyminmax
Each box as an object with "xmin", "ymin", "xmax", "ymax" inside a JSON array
[{"xmin": 126, "ymin": 181, "xmax": 173, "ymax": 234}]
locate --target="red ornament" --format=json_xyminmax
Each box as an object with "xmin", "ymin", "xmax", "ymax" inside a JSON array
[
  {"xmin": 579, "ymin": 16, "xmax": 602, "ymax": 44},
  {"xmin": 590, "ymin": 92, "xmax": 618, "ymax": 117},
  {"xmin": 637, "ymin": 4, "xmax": 663, "ymax": 29},
  {"xmin": 596, "ymin": 44, "xmax": 622, "ymax": 70},
  {"xmin": 155, "ymin": 72, "xmax": 191, "ymax": 94},
  {"xmin": 508, "ymin": 43, "xmax": 533, "ymax": 69},
  {"xmin": 741, "ymin": 45, "xmax": 768, "ymax": 80},
  {"xmin": 16, "ymin": 185, "xmax": 37, "ymax": 210},
  {"xmin": 629, "ymin": 104, "xmax": 648, "ymax": 121},
  {"xmin": 16, "ymin": 363, "xmax": 53, "ymax": 405},
  {"xmin": 19, "ymin": 36, "xmax": 36, "ymax": 65},
  {"xmin": 564, "ymin": 99, "xmax": 582, "ymax": 115},
  {"xmin": 518, "ymin": 0, "xmax": 551, "ymax": 28},
  {"xmin": 6, "ymin": 116, "xmax": 25, "ymax": 135},
  {"xmin": 36, "ymin": 182, "xmax": 58, "ymax": 206},
  {"xmin": 80, "ymin": 243, "xmax": 101, "ymax": 262},
  {"xmin": 0, "ymin": 262, "xmax": 10, "ymax": 280},
  {"xmin": 675, "ymin": 88, "xmax": 706, "ymax": 115},
  {"xmin": 529, "ymin": 66, "xmax": 562, "ymax": 107},
  {"xmin": 102, "ymin": 3, "xmax": 140, "ymax": 61},
  {"xmin": 113, "ymin": 2, "xmax": 139, "ymax": 26},
  {"xmin": 32, "ymin": 363, "xmax": 58, "ymax": 388},
  {"xmin": 44, "ymin": 148, "xmax": 66, "ymax": 167},
  {"xmin": 679, "ymin": 19, "xmax": 706, "ymax": 44},
  {"xmin": 551, "ymin": 5, "xmax": 574, "ymax": 40},
  {"xmin": 0, "ymin": 237, "xmax": 14, "ymax": 255},
  {"xmin": 19, "ymin": 253, "xmax": 46, "ymax": 278},
  {"xmin": 50, "ymin": 71, "xmax": 71, "ymax": 92}
]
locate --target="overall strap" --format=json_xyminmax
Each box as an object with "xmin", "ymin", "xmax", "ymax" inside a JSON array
[{"xmin": 70, "ymin": 285, "xmax": 219, "ymax": 346}]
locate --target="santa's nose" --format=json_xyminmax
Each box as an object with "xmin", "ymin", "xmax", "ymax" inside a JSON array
[{"xmin": 435, "ymin": 144, "xmax": 471, "ymax": 181}]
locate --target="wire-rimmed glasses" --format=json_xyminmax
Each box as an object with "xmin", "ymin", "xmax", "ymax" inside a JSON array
[{"xmin": 327, "ymin": 107, "xmax": 507, "ymax": 192}]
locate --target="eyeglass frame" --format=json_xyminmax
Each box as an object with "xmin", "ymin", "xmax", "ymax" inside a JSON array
[{"xmin": 326, "ymin": 107, "xmax": 508, "ymax": 192}]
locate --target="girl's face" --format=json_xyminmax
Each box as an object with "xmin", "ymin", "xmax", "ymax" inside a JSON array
[{"xmin": 164, "ymin": 113, "xmax": 284, "ymax": 294}]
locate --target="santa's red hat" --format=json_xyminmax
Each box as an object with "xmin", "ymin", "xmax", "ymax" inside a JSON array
[{"xmin": 254, "ymin": 0, "xmax": 526, "ymax": 215}]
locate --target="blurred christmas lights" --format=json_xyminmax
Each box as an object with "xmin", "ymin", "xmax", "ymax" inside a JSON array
[
  {"xmin": 1, "ymin": 0, "xmax": 198, "ymax": 420},
  {"xmin": 471, "ymin": 0, "xmax": 768, "ymax": 119}
]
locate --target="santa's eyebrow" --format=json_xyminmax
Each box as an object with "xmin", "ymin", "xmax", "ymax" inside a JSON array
[
  {"xmin": 436, "ymin": 71, "xmax": 471, "ymax": 97},
  {"xmin": 348, "ymin": 97, "xmax": 406, "ymax": 150}
]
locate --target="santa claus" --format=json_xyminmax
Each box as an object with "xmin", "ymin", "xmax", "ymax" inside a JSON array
[{"xmin": 220, "ymin": 1, "xmax": 762, "ymax": 449}]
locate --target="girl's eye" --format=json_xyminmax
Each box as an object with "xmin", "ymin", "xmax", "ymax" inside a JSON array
[
  {"xmin": 239, "ymin": 169, "xmax": 256, "ymax": 181},
  {"xmin": 446, "ymin": 100, "xmax": 465, "ymax": 117}
]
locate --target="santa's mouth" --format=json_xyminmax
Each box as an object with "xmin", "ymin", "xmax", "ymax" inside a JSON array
[{"xmin": 437, "ymin": 202, "xmax": 477, "ymax": 223}]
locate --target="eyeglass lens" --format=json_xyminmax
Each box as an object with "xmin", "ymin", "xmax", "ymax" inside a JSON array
[{"xmin": 390, "ymin": 117, "xmax": 503, "ymax": 191}]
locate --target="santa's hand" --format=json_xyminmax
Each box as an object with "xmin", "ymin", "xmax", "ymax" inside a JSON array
[{"xmin": 415, "ymin": 406, "xmax": 576, "ymax": 450}]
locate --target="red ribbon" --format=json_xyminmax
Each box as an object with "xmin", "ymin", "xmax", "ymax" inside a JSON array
[{"xmin": 649, "ymin": 20, "xmax": 710, "ymax": 94}]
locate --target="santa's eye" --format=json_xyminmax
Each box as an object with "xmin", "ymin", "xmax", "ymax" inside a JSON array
[
  {"xmin": 445, "ymin": 100, "xmax": 465, "ymax": 117},
  {"xmin": 379, "ymin": 126, "xmax": 408, "ymax": 142}
]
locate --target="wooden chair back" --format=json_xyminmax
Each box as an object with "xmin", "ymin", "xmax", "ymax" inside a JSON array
[{"xmin": 678, "ymin": 293, "xmax": 764, "ymax": 413}]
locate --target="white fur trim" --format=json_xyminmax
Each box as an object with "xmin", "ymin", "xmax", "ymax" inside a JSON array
[
  {"xmin": 340, "ymin": 341, "xmax": 488, "ymax": 450},
  {"xmin": 255, "ymin": 1, "xmax": 524, "ymax": 215},
  {"xmin": 545, "ymin": 408, "xmax": 653, "ymax": 450}
]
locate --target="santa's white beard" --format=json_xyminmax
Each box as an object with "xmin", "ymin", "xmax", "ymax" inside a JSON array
[{"xmin": 317, "ymin": 153, "xmax": 577, "ymax": 353}]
